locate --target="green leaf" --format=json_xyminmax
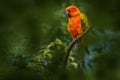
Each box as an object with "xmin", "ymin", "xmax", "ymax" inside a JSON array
[
  {"xmin": 54, "ymin": 38, "xmax": 63, "ymax": 45},
  {"xmin": 44, "ymin": 53, "xmax": 52, "ymax": 59},
  {"xmin": 69, "ymin": 56, "xmax": 75, "ymax": 62},
  {"xmin": 70, "ymin": 62, "xmax": 78, "ymax": 69}
]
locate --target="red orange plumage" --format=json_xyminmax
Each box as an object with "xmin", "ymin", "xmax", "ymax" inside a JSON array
[{"xmin": 66, "ymin": 5, "xmax": 88, "ymax": 38}]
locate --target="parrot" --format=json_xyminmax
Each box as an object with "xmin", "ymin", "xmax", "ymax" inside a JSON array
[
  {"xmin": 66, "ymin": 5, "xmax": 89, "ymax": 38},
  {"xmin": 65, "ymin": 5, "xmax": 89, "ymax": 68}
]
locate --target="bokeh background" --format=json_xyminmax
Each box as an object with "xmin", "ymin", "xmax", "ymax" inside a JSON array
[{"xmin": 0, "ymin": 0, "xmax": 120, "ymax": 80}]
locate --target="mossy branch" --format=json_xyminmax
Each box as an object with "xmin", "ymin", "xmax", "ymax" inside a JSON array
[{"xmin": 63, "ymin": 26, "xmax": 92, "ymax": 67}]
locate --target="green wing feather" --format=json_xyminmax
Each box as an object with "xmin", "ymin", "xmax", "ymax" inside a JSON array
[{"xmin": 80, "ymin": 13, "xmax": 89, "ymax": 31}]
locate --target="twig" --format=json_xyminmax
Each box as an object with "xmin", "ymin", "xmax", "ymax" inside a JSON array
[{"xmin": 63, "ymin": 26, "xmax": 92, "ymax": 67}]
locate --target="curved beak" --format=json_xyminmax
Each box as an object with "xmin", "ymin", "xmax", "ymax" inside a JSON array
[{"xmin": 66, "ymin": 11, "xmax": 71, "ymax": 17}]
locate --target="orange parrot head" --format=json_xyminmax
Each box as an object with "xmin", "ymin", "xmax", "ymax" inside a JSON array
[
  {"xmin": 65, "ymin": 6, "xmax": 83, "ymax": 38},
  {"xmin": 65, "ymin": 6, "xmax": 81, "ymax": 18}
]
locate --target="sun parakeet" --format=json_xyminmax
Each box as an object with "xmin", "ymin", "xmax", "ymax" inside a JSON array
[{"xmin": 65, "ymin": 5, "xmax": 89, "ymax": 68}]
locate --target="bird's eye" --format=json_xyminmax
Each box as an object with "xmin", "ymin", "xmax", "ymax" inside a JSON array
[{"xmin": 66, "ymin": 10, "xmax": 70, "ymax": 12}]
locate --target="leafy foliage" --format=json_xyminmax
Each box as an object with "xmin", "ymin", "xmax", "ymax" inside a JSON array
[{"xmin": 0, "ymin": 0, "xmax": 120, "ymax": 80}]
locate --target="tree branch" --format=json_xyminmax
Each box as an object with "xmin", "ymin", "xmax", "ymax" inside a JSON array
[{"xmin": 63, "ymin": 26, "xmax": 92, "ymax": 67}]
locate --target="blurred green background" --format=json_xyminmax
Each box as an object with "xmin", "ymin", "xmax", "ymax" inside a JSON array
[{"xmin": 0, "ymin": 0, "xmax": 120, "ymax": 80}]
